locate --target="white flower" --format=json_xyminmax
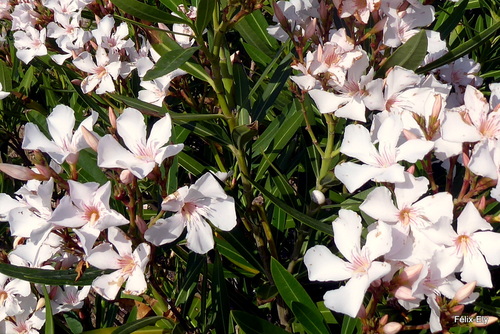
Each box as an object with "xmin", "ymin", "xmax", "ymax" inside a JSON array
[
  {"xmin": 50, "ymin": 285, "xmax": 91, "ymax": 314},
  {"xmin": 92, "ymin": 15, "xmax": 134, "ymax": 52},
  {"xmin": 22, "ymin": 105, "xmax": 97, "ymax": 164},
  {"xmin": 304, "ymin": 209, "xmax": 392, "ymax": 318},
  {"xmin": 97, "ymin": 108, "xmax": 183, "ymax": 179},
  {"xmin": 73, "ymin": 47, "xmax": 121, "ymax": 94},
  {"xmin": 13, "ymin": 27, "xmax": 47, "ymax": 64},
  {"xmin": 0, "ymin": 82, "xmax": 8, "ymax": 99},
  {"xmin": 0, "ymin": 273, "xmax": 32, "ymax": 319},
  {"xmin": 145, "ymin": 173, "xmax": 237, "ymax": 254},
  {"xmin": 87, "ymin": 227, "xmax": 150, "ymax": 300}
]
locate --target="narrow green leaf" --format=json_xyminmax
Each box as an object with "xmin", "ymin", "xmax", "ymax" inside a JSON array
[
  {"xmin": 417, "ymin": 20, "xmax": 500, "ymax": 74},
  {"xmin": 218, "ymin": 230, "xmax": 266, "ymax": 274},
  {"xmin": 0, "ymin": 263, "xmax": 110, "ymax": 285},
  {"xmin": 248, "ymin": 179, "xmax": 332, "ymax": 235},
  {"xmin": 340, "ymin": 315, "xmax": 361, "ymax": 334},
  {"xmin": 111, "ymin": 0, "xmax": 185, "ymax": 24},
  {"xmin": 291, "ymin": 302, "xmax": 331, "ymax": 334},
  {"xmin": 176, "ymin": 253, "xmax": 205, "ymax": 305},
  {"xmin": 212, "ymin": 254, "xmax": 230, "ymax": 334},
  {"xmin": 42, "ymin": 285, "xmax": 55, "ymax": 334},
  {"xmin": 215, "ymin": 237, "xmax": 259, "ymax": 275},
  {"xmin": 436, "ymin": 0, "xmax": 469, "ymax": 39},
  {"xmin": 232, "ymin": 123, "xmax": 258, "ymax": 150},
  {"xmin": 232, "ymin": 310, "xmax": 289, "ymax": 334},
  {"xmin": 77, "ymin": 150, "xmax": 107, "ymax": 184},
  {"xmin": 158, "ymin": 0, "xmax": 182, "ymax": 13},
  {"xmin": 0, "ymin": 59, "xmax": 12, "ymax": 91},
  {"xmin": 195, "ymin": 0, "xmax": 214, "ymax": 34},
  {"xmin": 376, "ymin": 30, "xmax": 428, "ymax": 77},
  {"xmin": 241, "ymin": 42, "xmax": 272, "ymax": 66},
  {"xmin": 17, "ymin": 65, "xmax": 36, "ymax": 93},
  {"xmin": 143, "ymin": 47, "xmax": 199, "ymax": 81},
  {"xmin": 235, "ymin": 11, "xmax": 279, "ymax": 57},
  {"xmin": 111, "ymin": 316, "xmax": 164, "ymax": 334},
  {"xmin": 150, "ymin": 31, "xmax": 213, "ymax": 83}
]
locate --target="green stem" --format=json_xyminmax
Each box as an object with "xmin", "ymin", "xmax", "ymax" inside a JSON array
[
  {"xmin": 299, "ymin": 97, "xmax": 324, "ymax": 157},
  {"xmin": 317, "ymin": 114, "xmax": 336, "ymax": 190}
]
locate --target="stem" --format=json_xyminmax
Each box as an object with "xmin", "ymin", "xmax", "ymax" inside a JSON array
[
  {"xmin": 317, "ymin": 114, "xmax": 336, "ymax": 190},
  {"xmin": 424, "ymin": 152, "xmax": 438, "ymax": 193},
  {"xmin": 299, "ymin": 96, "xmax": 324, "ymax": 156},
  {"xmin": 256, "ymin": 205, "xmax": 278, "ymax": 259},
  {"xmin": 446, "ymin": 156, "xmax": 458, "ymax": 193}
]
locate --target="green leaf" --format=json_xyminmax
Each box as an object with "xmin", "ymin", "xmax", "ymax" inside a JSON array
[
  {"xmin": 248, "ymin": 179, "xmax": 333, "ymax": 235},
  {"xmin": 232, "ymin": 310, "xmax": 289, "ymax": 334},
  {"xmin": 417, "ymin": 20, "xmax": 500, "ymax": 74},
  {"xmin": 291, "ymin": 302, "xmax": 331, "ymax": 334},
  {"xmin": 143, "ymin": 47, "xmax": 199, "ymax": 81},
  {"xmin": 195, "ymin": 0, "xmax": 215, "ymax": 34},
  {"xmin": 436, "ymin": 0, "xmax": 469, "ymax": 39},
  {"xmin": 177, "ymin": 151, "xmax": 206, "ymax": 176},
  {"xmin": 111, "ymin": 0, "xmax": 185, "ymax": 24},
  {"xmin": 42, "ymin": 285, "xmax": 55, "ymax": 334},
  {"xmin": 270, "ymin": 259, "xmax": 328, "ymax": 329},
  {"xmin": 376, "ymin": 30, "xmax": 428, "ymax": 77},
  {"xmin": 0, "ymin": 59, "xmax": 12, "ymax": 91},
  {"xmin": 241, "ymin": 42, "xmax": 272, "ymax": 66},
  {"xmin": 212, "ymin": 254, "xmax": 230, "ymax": 334},
  {"xmin": 150, "ymin": 31, "xmax": 213, "ymax": 83},
  {"xmin": 0, "ymin": 263, "xmax": 110, "ymax": 285},
  {"xmin": 215, "ymin": 236, "xmax": 259, "ymax": 276},
  {"xmin": 340, "ymin": 315, "xmax": 361, "ymax": 334},
  {"xmin": 111, "ymin": 316, "xmax": 164, "ymax": 334},
  {"xmin": 77, "ymin": 150, "xmax": 107, "ymax": 184},
  {"xmin": 235, "ymin": 11, "xmax": 278, "ymax": 57},
  {"xmin": 218, "ymin": 229, "xmax": 266, "ymax": 274},
  {"xmin": 176, "ymin": 253, "xmax": 205, "ymax": 305},
  {"xmin": 232, "ymin": 123, "xmax": 258, "ymax": 150}
]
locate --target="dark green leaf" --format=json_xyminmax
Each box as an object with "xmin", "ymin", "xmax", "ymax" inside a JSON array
[
  {"xmin": 376, "ymin": 30, "xmax": 428, "ymax": 78},
  {"xmin": 42, "ymin": 285, "xmax": 55, "ymax": 334},
  {"xmin": 212, "ymin": 254, "xmax": 230, "ymax": 334},
  {"xmin": 195, "ymin": 0, "xmax": 214, "ymax": 34},
  {"xmin": 234, "ymin": 11, "xmax": 279, "ymax": 57},
  {"xmin": 111, "ymin": 0, "xmax": 185, "ymax": 24},
  {"xmin": 176, "ymin": 253, "xmax": 205, "ymax": 305},
  {"xmin": 215, "ymin": 236, "xmax": 259, "ymax": 276},
  {"xmin": 241, "ymin": 42, "xmax": 273, "ymax": 66},
  {"xmin": 232, "ymin": 123, "xmax": 258, "ymax": 150},
  {"xmin": 291, "ymin": 302, "xmax": 331, "ymax": 334},
  {"xmin": 111, "ymin": 316, "xmax": 164, "ymax": 334},
  {"xmin": 248, "ymin": 179, "xmax": 332, "ymax": 235},
  {"xmin": 417, "ymin": 20, "xmax": 500, "ymax": 74},
  {"xmin": 76, "ymin": 150, "xmax": 107, "ymax": 184},
  {"xmin": 340, "ymin": 315, "xmax": 361, "ymax": 334},
  {"xmin": 143, "ymin": 47, "xmax": 199, "ymax": 81},
  {"xmin": 436, "ymin": 0, "xmax": 469, "ymax": 39},
  {"xmin": 0, "ymin": 59, "xmax": 12, "ymax": 91},
  {"xmin": 232, "ymin": 310, "xmax": 289, "ymax": 334},
  {"xmin": 218, "ymin": 229, "xmax": 266, "ymax": 274},
  {"xmin": 0, "ymin": 263, "xmax": 110, "ymax": 285}
]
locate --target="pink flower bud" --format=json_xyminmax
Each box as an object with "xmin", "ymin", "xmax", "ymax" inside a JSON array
[
  {"xmin": 136, "ymin": 215, "xmax": 147, "ymax": 236},
  {"xmin": 394, "ymin": 286, "xmax": 417, "ymax": 301},
  {"xmin": 120, "ymin": 170, "xmax": 134, "ymax": 184},
  {"xmin": 473, "ymin": 316, "xmax": 498, "ymax": 327},
  {"xmin": 430, "ymin": 94, "xmax": 443, "ymax": 120},
  {"xmin": 304, "ymin": 18, "xmax": 317, "ymax": 41},
  {"xmin": 383, "ymin": 322, "xmax": 402, "ymax": 334},
  {"xmin": 273, "ymin": 2, "xmax": 290, "ymax": 31},
  {"xmin": 81, "ymin": 126, "xmax": 99, "ymax": 152},
  {"xmin": 0, "ymin": 163, "xmax": 47, "ymax": 181},
  {"xmin": 449, "ymin": 304, "xmax": 464, "ymax": 316},
  {"xmin": 397, "ymin": 263, "xmax": 423, "ymax": 285},
  {"xmin": 452, "ymin": 281, "xmax": 476, "ymax": 304},
  {"xmin": 379, "ymin": 314, "xmax": 389, "ymax": 326},
  {"xmin": 109, "ymin": 107, "xmax": 117, "ymax": 129}
]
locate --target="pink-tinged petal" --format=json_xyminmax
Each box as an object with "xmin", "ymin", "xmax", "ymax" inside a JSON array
[
  {"xmin": 464, "ymin": 86, "xmax": 489, "ymax": 127},
  {"xmin": 87, "ymin": 243, "xmax": 121, "ymax": 270},
  {"xmin": 154, "ymin": 144, "xmax": 184, "ymax": 165},
  {"xmin": 49, "ymin": 196, "xmax": 86, "ymax": 228},
  {"xmin": 114, "ymin": 22, "xmax": 130, "ymax": 41},
  {"xmin": 333, "ymin": 209, "xmax": 362, "ymax": 261},
  {"xmin": 105, "ymin": 61, "xmax": 122, "ymax": 80},
  {"xmin": 421, "ymin": 217, "xmax": 455, "ymax": 247},
  {"xmin": 74, "ymin": 226, "xmax": 100, "ymax": 255},
  {"xmin": 97, "ymin": 134, "xmax": 137, "ymax": 169},
  {"xmin": 95, "ymin": 181, "xmax": 112, "ymax": 209},
  {"xmin": 396, "ymin": 139, "xmax": 434, "ymax": 163},
  {"xmin": 363, "ymin": 78, "xmax": 385, "ymax": 111},
  {"xmin": 161, "ymin": 186, "xmax": 188, "ymax": 212},
  {"xmin": 394, "ymin": 173, "xmax": 429, "ymax": 208},
  {"xmin": 117, "ymin": 108, "xmax": 147, "ymax": 153},
  {"xmin": 457, "ymin": 202, "xmax": 492, "ymax": 235},
  {"xmin": 73, "ymin": 111, "xmax": 98, "ymax": 151},
  {"xmin": 0, "ymin": 194, "xmax": 21, "ymax": 221},
  {"xmin": 186, "ymin": 218, "xmax": 214, "ymax": 254},
  {"xmin": 144, "ymin": 214, "xmax": 185, "ymax": 246},
  {"xmin": 22, "ymin": 123, "xmax": 65, "ymax": 163},
  {"xmin": 323, "ymin": 275, "xmax": 370, "ymax": 318},
  {"xmin": 108, "ymin": 226, "xmax": 133, "ymax": 257},
  {"xmin": 148, "ymin": 113, "xmax": 172, "ymax": 150},
  {"xmin": 359, "ymin": 187, "xmax": 399, "ymax": 222},
  {"xmin": 304, "ymin": 245, "xmax": 351, "ymax": 281},
  {"xmin": 469, "ymin": 141, "xmax": 497, "ymax": 179},
  {"xmin": 91, "ymin": 270, "xmax": 123, "ymax": 300},
  {"xmin": 93, "ymin": 15, "xmax": 114, "ymax": 42},
  {"xmin": 473, "ymin": 231, "xmax": 500, "ymax": 265},
  {"xmin": 335, "ymin": 96, "xmax": 366, "ymax": 122},
  {"xmin": 413, "ymin": 192, "xmax": 454, "ymax": 224},
  {"xmin": 73, "ymin": 52, "xmax": 97, "ymax": 73},
  {"xmin": 340, "ymin": 124, "xmax": 378, "ymax": 165},
  {"xmin": 123, "ymin": 266, "xmax": 147, "ymax": 295},
  {"xmin": 461, "ymin": 253, "xmax": 492, "ymax": 288},
  {"xmin": 8, "ymin": 207, "xmax": 48, "ymax": 238},
  {"xmin": 291, "ymin": 74, "xmax": 317, "ymax": 91},
  {"xmin": 203, "ymin": 198, "xmax": 236, "ymax": 231},
  {"xmin": 441, "ymin": 111, "xmax": 482, "ymax": 143},
  {"xmin": 128, "ymin": 161, "xmax": 156, "ymax": 179},
  {"xmin": 68, "ymin": 180, "xmax": 99, "ymax": 210},
  {"xmin": 334, "ymin": 162, "xmax": 382, "ymax": 193},
  {"xmin": 365, "ymin": 222, "xmax": 393, "ymax": 260}
]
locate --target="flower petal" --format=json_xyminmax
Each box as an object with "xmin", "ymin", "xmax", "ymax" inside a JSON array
[
  {"xmin": 323, "ymin": 275, "xmax": 369, "ymax": 318},
  {"xmin": 359, "ymin": 187, "xmax": 399, "ymax": 222},
  {"xmin": 144, "ymin": 214, "xmax": 185, "ymax": 246},
  {"xmin": 304, "ymin": 245, "xmax": 351, "ymax": 281},
  {"xmin": 333, "ymin": 209, "xmax": 362, "ymax": 261},
  {"xmin": 186, "ymin": 218, "xmax": 214, "ymax": 254}
]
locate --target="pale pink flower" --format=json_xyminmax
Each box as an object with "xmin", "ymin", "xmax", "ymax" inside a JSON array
[
  {"xmin": 73, "ymin": 47, "xmax": 121, "ymax": 94},
  {"xmin": 13, "ymin": 27, "xmax": 47, "ymax": 64}
]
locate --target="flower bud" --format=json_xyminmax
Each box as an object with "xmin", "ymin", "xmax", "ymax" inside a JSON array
[
  {"xmin": 452, "ymin": 281, "xmax": 476, "ymax": 304},
  {"xmin": 81, "ymin": 126, "xmax": 99, "ymax": 152},
  {"xmin": 449, "ymin": 304, "xmax": 464, "ymax": 316},
  {"xmin": 396, "ymin": 263, "xmax": 423, "ymax": 285},
  {"xmin": 36, "ymin": 297, "xmax": 46, "ymax": 311},
  {"xmin": 379, "ymin": 314, "xmax": 389, "ymax": 326},
  {"xmin": 311, "ymin": 190, "xmax": 326, "ymax": 205},
  {"xmin": 473, "ymin": 316, "xmax": 498, "ymax": 327},
  {"xmin": 120, "ymin": 170, "xmax": 134, "ymax": 184},
  {"xmin": 109, "ymin": 107, "xmax": 117, "ymax": 130},
  {"xmin": 383, "ymin": 322, "xmax": 402, "ymax": 334},
  {"xmin": 394, "ymin": 286, "xmax": 416, "ymax": 301},
  {"xmin": 0, "ymin": 163, "xmax": 47, "ymax": 181}
]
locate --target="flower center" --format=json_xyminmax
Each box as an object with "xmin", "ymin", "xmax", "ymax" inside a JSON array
[
  {"xmin": 117, "ymin": 254, "xmax": 136, "ymax": 276},
  {"xmin": 454, "ymin": 234, "xmax": 476, "ymax": 256},
  {"xmin": 84, "ymin": 206, "xmax": 100, "ymax": 226},
  {"xmin": 346, "ymin": 249, "xmax": 370, "ymax": 276}
]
